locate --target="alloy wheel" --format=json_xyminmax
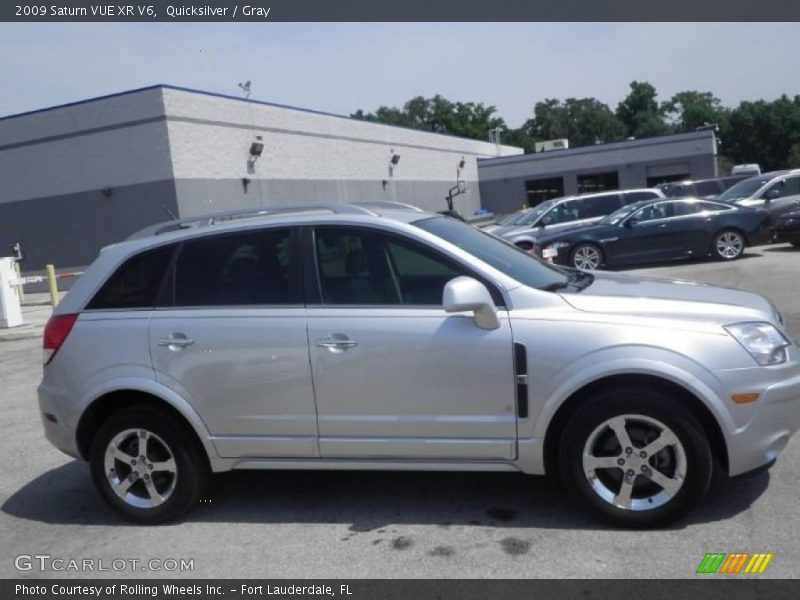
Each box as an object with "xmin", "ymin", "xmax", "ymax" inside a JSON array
[
  {"xmin": 716, "ymin": 232, "xmax": 744, "ymax": 259},
  {"xmin": 572, "ymin": 245, "xmax": 601, "ymax": 270},
  {"xmin": 581, "ymin": 414, "xmax": 687, "ymax": 511},
  {"xmin": 104, "ymin": 428, "xmax": 178, "ymax": 509}
]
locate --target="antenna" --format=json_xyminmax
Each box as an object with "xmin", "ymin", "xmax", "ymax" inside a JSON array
[{"xmin": 238, "ymin": 80, "xmax": 251, "ymax": 99}]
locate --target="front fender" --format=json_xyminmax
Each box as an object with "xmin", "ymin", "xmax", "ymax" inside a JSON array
[{"xmin": 530, "ymin": 345, "xmax": 735, "ymax": 440}]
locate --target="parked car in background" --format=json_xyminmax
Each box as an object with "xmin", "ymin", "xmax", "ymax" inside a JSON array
[
  {"xmin": 533, "ymin": 198, "xmax": 771, "ymax": 270},
  {"xmin": 715, "ymin": 170, "xmax": 800, "ymax": 223},
  {"xmin": 731, "ymin": 163, "xmax": 762, "ymax": 177},
  {"xmin": 38, "ymin": 202, "xmax": 800, "ymax": 528},
  {"xmin": 482, "ymin": 207, "xmax": 535, "ymax": 233},
  {"xmin": 658, "ymin": 176, "xmax": 747, "ymax": 199},
  {"xmin": 496, "ymin": 189, "xmax": 664, "ymax": 250},
  {"xmin": 773, "ymin": 208, "xmax": 800, "ymax": 247}
]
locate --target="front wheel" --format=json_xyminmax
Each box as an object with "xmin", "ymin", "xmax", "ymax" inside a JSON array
[
  {"xmin": 90, "ymin": 407, "xmax": 209, "ymax": 524},
  {"xmin": 713, "ymin": 230, "xmax": 745, "ymax": 260},
  {"xmin": 571, "ymin": 244, "xmax": 603, "ymax": 270},
  {"xmin": 559, "ymin": 388, "xmax": 713, "ymax": 528}
]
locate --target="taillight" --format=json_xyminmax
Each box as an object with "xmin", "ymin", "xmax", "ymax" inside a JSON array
[{"xmin": 43, "ymin": 313, "xmax": 78, "ymax": 365}]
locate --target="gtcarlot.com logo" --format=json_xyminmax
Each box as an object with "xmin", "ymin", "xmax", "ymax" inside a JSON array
[
  {"xmin": 696, "ymin": 552, "xmax": 773, "ymax": 574},
  {"xmin": 14, "ymin": 554, "xmax": 194, "ymax": 573}
]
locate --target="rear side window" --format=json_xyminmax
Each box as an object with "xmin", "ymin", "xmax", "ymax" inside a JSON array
[
  {"xmin": 582, "ymin": 194, "xmax": 622, "ymax": 218},
  {"xmin": 87, "ymin": 245, "xmax": 174, "ymax": 310},
  {"xmin": 624, "ymin": 191, "xmax": 661, "ymax": 203},
  {"xmin": 173, "ymin": 229, "xmax": 294, "ymax": 306}
]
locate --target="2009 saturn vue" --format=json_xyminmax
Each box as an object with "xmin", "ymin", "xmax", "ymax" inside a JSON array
[{"xmin": 38, "ymin": 202, "xmax": 800, "ymax": 527}]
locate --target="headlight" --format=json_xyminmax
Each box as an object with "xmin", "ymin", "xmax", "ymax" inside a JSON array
[{"xmin": 725, "ymin": 322, "xmax": 791, "ymax": 366}]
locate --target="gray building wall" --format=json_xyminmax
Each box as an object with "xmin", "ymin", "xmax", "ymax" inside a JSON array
[
  {"xmin": 0, "ymin": 85, "xmax": 521, "ymax": 271},
  {"xmin": 478, "ymin": 131, "xmax": 718, "ymax": 215}
]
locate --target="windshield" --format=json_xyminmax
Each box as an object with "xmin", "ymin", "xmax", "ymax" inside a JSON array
[
  {"xmin": 498, "ymin": 209, "xmax": 531, "ymax": 226},
  {"xmin": 716, "ymin": 176, "xmax": 771, "ymax": 202},
  {"xmin": 414, "ymin": 216, "xmax": 569, "ymax": 291},
  {"xmin": 515, "ymin": 200, "xmax": 557, "ymax": 226},
  {"xmin": 601, "ymin": 203, "xmax": 641, "ymax": 226}
]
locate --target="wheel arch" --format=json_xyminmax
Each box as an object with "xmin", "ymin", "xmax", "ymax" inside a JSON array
[
  {"xmin": 542, "ymin": 373, "xmax": 729, "ymax": 478},
  {"xmin": 76, "ymin": 387, "xmax": 215, "ymax": 471}
]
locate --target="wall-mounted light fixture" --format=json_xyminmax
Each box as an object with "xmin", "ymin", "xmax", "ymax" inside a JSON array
[
  {"xmin": 247, "ymin": 136, "xmax": 264, "ymax": 174},
  {"xmin": 457, "ymin": 156, "xmax": 466, "ymax": 180},
  {"xmin": 388, "ymin": 150, "xmax": 401, "ymax": 177}
]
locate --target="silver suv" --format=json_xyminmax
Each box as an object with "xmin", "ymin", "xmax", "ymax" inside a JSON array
[{"xmin": 38, "ymin": 202, "xmax": 800, "ymax": 527}]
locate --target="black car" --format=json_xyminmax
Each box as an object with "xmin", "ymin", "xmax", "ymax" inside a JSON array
[
  {"xmin": 773, "ymin": 208, "xmax": 800, "ymax": 247},
  {"xmin": 534, "ymin": 197, "xmax": 772, "ymax": 270}
]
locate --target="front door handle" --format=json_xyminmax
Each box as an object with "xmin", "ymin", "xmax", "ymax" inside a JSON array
[
  {"xmin": 157, "ymin": 335, "xmax": 195, "ymax": 350},
  {"xmin": 315, "ymin": 334, "xmax": 358, "ymax": 352}
]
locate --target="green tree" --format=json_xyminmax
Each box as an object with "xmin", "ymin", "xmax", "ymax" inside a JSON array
[
  {"xmin": 616, "ymin": 81, "xmax": 669, "ymax": 139},
  {"xmin": 725, "ymin": 95, "xmax": 800, "ymax": 171},
  {"xmin": 352, "ymin": 95, "xmax": 506, "ymax": 141},
  {"xmin": 662, "ymin": 91, "xmax": 729, "ymax": 135},
  {"xmin": 530, "ymin": 97, "xmax": 626, "ymax": 147}
]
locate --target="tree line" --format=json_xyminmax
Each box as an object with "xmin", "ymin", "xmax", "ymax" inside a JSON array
[{"xmin": 352, "ymin": 81, "xmax": 800, "ymax": 172}]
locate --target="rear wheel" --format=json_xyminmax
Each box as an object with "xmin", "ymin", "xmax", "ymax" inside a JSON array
[
  {"xmin": 571, "ymin": 244, "xmax": 603, "ymax": 270},
  {"xmin": 90, "ymin": 407, "xmax": 208, "ymax": 524},
  {"xmin": 713, "ymin": 230, "xmax": 745, "ymax": 260},
  {"xmin": 559, "ymin": 387, "xmax": 713, "ymax": 528}
]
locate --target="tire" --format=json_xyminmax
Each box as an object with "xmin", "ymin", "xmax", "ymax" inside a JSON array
[
  {"xmin": 90, "ymin": 407, "xmax": 209, "ymax": 524},
  {"xmin": 570, "ymin": 243, "xmax": 603, "ymax": 270},
  {"xmin": 558, "ymin": 387, "xmax": 713, "ymax": 528},
  {"xmin": 713, "ymin": 229, "xmax": 745, "ymax": 260}
]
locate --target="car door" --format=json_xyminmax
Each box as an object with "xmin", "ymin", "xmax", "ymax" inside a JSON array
[
  {"xmin": 604, "ymin": 201, "xmax": 686, "ymax": 264},
  {"xmin": 148, "ymin": 227, "xmax": 319, "ymax": 459},
  {"xmin": 762, "ymin": 175, "xmax": 800, "ymax": 220},
  {"xmin": 305, "ymin": 225, "xmax": 517, "ymax": 460}
]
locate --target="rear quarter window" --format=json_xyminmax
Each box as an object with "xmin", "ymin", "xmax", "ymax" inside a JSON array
[{"xmin": 86, "ymin": 245, "xmax": 174, "ymax": 310}]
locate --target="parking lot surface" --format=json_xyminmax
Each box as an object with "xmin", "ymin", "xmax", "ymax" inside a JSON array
[{"xmin": 1, "ymin": 245, "xmax": 798, "ymax": 579}]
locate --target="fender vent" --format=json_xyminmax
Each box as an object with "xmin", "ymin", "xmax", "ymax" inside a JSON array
[{"xmin": 514, "ymin": 342, "xmax": 528, "ymax": 419}]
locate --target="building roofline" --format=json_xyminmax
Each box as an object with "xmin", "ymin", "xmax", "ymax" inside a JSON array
[
  {"xmin": 0, "ymin": 84, "xmax": 521, "ymax": 150},
  {"xmin": 477, "ymin": 129, "xmax": 715, "ymax": 168}
]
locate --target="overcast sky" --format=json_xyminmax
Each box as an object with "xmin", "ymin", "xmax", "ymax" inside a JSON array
[{"xmin": 1, "ymin": 22, "xmax": 798, "ymax": 127}]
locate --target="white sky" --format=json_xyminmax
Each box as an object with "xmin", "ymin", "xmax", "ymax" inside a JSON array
[{"xmin": 1, "ymin": 22, "xmax": 798, "ymax": 127}]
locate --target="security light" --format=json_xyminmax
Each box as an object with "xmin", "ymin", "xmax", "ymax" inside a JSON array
[
  {"xmin": 390, "ymin": 153, "xmax": 401, "ymax": 165},
  {"xmin": 458, "ymin": 157, "xmax": 466, "ymax": 170},
  {"xmin": 249, "ymin": 141, "xmax": 264, "ymax": 158}
]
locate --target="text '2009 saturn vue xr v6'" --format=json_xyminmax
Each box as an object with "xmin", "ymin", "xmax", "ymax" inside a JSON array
[{"xmin": 38, "ymin": 202, "xmax": 800, "ymax": 528}]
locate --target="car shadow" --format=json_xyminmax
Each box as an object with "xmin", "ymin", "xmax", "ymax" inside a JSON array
[
  {"xmin": 761, "ymin": 245, "xmax": 799, "ymax": 253},
  {"xmin": 2, "ymin": 461, "xmax": 770, "ymax": 531}
]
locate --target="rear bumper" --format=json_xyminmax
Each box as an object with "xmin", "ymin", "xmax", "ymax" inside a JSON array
[{"xmin": 37, "ymin": 382, "xmax": 82, "ymax": 460}]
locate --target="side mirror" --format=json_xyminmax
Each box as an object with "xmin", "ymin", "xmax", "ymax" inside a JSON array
[
  {"xmin": 443, "ymin": 276, "xmax": 500, "ymax": 330},
  {"xmin": 625, "ymin": 218, "xmax": 638, "ymax": 227},
  {"xmin": 765, "ymin": 188, "xmax": 781, "ymax": 201},
  {"xmin": 539, "ymin": 215, "xmax": 552, "ymax": 227}
]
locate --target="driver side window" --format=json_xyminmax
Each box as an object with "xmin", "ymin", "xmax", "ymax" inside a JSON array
[
  {"xmin": 633, "ymin": 202, "xmax": 672, "ymax": 223},
  {"xmin": 313, "ymin": 228, "xmax": 466, "ymax": 306}
]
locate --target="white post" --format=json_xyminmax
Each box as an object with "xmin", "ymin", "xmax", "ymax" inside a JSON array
[{"xmin": 0, "ymin": 257, "xmax": 24, "ymax": 328}]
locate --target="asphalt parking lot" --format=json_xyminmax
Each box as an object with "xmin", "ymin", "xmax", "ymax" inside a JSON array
[{"xmin": 1, "ymin": 244, "xmax": 798, "ymax": 579}]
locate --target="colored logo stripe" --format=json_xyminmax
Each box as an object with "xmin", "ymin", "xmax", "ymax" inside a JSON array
[
  {"xmin": 697, "ymin": 553, "xmax": 726, "ymax": 573},
  {"xmin": 744, "ymin": 553, "xmax": 773, "ymax": 574},
  {"xmin": 697, "ymin": 552, "xmax": 773, "ymax": 574}
]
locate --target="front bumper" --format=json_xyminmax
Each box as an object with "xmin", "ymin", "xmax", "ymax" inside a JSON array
[
  {"xmin": 721, "ymin": 359, "xmax": 800, "ymax": 476},
  {"xmin": 773, "ymin": 225, "xmax": 800, "ymax": 244}
]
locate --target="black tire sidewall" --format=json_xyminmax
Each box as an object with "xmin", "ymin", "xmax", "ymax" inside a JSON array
[
  {"xmin": 90, "ymin": 408, "xmax": 208, "ymax": 524},
  {"xmin": 559, "ymin": 388, "xmax": 713, "ymax": 528},
  {"xmin": 713, "ymin": 230, "xmax": 745, "ymax": 260}
]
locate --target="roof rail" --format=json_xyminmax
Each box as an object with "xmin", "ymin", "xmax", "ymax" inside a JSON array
[
  {"xmin": 353, "ymin": 201, "xmax": 425, "ymax": 212},
  {"xmin": 127, "ymin": 203, "xmax": 378, "ymax": 240}
]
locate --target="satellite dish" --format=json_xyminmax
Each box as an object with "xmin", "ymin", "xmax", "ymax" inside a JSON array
[{"xmin": 238, "ymin": 80, "xmax": 251, "ymax": 99}]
